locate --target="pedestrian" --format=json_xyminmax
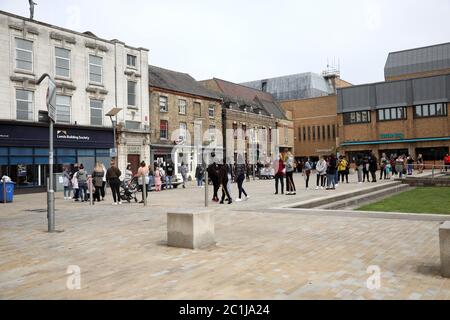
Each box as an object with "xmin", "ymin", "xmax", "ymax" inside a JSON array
[
  {"xmin": 445, "ymin": 154, "xmax": 450, "ymax": 172},
  {"xmin": 362, "ymin": 156, "xmax": 370, "ymax": 183},
  {"xmin": 106, "ymin": 160, "xmax": 122, "ymax": 205},
  {"xmin": 417, "ymin": 154, "xmax": 424, "ymax": 174},
  {"xmin": 385, "ymin": 161, "xmax": 392, "ymax": 179},
  {"xmin": 77, "ymin": 164, "xmax": 88, "ymax": 202},
  {"xmin": 100, "ymin": 163, "xmax": 107, "ymax": 201},
  {"xmin": 245, "ymin": 160, "xmax": 251, "ymax": 182},
  {"xmin": 91, "ymin": 162, "xmax": 105, "ymax": 203},
  {"xmin": 285, "ymin": 151, "xmax": 296, "ymax": 195},
  {"xmin": 395, "ymin": 155, "xmax": 405, "ymax": 179},
  {"xmin": 63, "ymin": 166, "xmax": 71, "ymax": 200},
  {"xmin": 390, "ymin": 155, "xmax": 397, "ymax": 176},
  {"xmin": 407, "ymin": 155, "xmax": 414, "ymax": 175},
  {"xmin": 166, "ymin": 161, "xmax": 174, "ymax": 189},
  {"xmin": 380, "ymin": 153, "xmax": 388, "ymax": 180},
  {"xmin": 369, "ymin": 153, "xmax": 378, "ymax": 183},
  {"xmin": 218, "ymin": 163, "xmax": 232, "ymax": 204},
  {"xmin": 303, "ymin": 157, "xmax": 312, "ymax": 190},
  {"xmin": 71, "ymin": 163, "xmax": 79, "ymax": 200},
  {"xmin": 180, "ymin": 162, "xmax": 188, "ymax": 189},
  {"xmin": 208, "ymin": 157, "xmax": 220, "ymax": 202},
  {"xmin": 137, "ymin": 161, "xmax": 149, "ymax": 203},
  {"xmin": 315, "ymin": 156, "xmax": 327, "ymax": 189},
  {"xmin": 355, "ymin": 155, "xmax": 363, "ymax": 184},
  {"xmin": 235, "ymin": 154, "xmax": 248, "ymax": 201},
  {"xmin": 195, "ymin": 164, "xmax": 204, "ymax": 187},
  {"xmin": 337, "ymin": 156, "xmax": 348, "ymax": 184},
  {"xmin": 274, "ymin": 153, "xmax": 285, "ymax": 195},
  {"xmin": 124, "ymin": 163, "xmax": 133, "ymax": 185},
  {"xmin": 148, "ymin": 165, "xmax": 154, "ymax": 191},
  {"xmin": 154, "ymin": 165, "xmax": 162, "ymax": 192},
  {"xmin": 326, "ymin": 154, "xmax": 337, "ymax": 190}
]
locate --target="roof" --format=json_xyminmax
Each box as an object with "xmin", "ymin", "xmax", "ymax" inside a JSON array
[
  {"xmin": 385, "ymin": 42, "xmax": 450, "ymax": 79},
  {"xmin": 148, "ymin": 65, "xmax": 220, "ymax": 101},
  {"xmin": 240, "ymin": 72, "xmax": 335, "ymax": 101},
  {"xmin": 205, "ymin": 78, "xmax": 287, "ymax": 120}
]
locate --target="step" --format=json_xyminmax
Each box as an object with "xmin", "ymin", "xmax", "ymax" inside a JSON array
[
  {"xmin": 317, "ymin": 184, "xmax": 410, "ymax": 210},
  {"xmin": 292, "ymin": 181, "xmax": 402, "ymax": 209}
]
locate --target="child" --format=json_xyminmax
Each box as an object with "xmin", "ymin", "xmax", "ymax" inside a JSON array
[
  {"xmin": 385, "ymin": 163, "xmax": 392, "ymax": 179},
  {"xmin": 154, "ymin": 166, "xmax": 162, "ymax": 192}
]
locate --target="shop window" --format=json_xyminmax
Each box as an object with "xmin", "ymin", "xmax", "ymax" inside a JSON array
[
  {"xmin": 415, "ymin": 147, "xmax": 449, "ymax": 161},
  {"xmin": 0, "ymin": 157, "xmax": 8, "ymax": 165},
  {"xmin": 57, "ymin": 148, "xmax": 76, "ymax": 156},
  {"xmin": 57, "ymin": 156, "xmax": 77, "ymax": 165},
  {"xmin": 96, "ymin": 149, "xmax": 110, "ymax": 157},
  {"xmin": 34, "ymin": 149, "xmax": 49, "ymax": 156},
  {"xmin": 0, "ymin": 148, "xmax": 9, "ymax": 156},
  {"xmin": 78, "ymin": 149, "xmax": 95, "ymax": 157},
  {"xmin": 35, "ymin": 157, "xmax": 49, "ymax": 165},
  {"xmin": 10, "ymin": 148, "xmax": 33, "ymax": 156},
  {"xmin": 10, "ymin": 156, "xmax": 33, "ymax": 165}
]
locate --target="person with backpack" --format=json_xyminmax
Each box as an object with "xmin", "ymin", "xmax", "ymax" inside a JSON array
[
  {"xmin": 76, "ymin": 164, "xmax": 88, "ymax": 202},
  {"xmin": 92, "ymin": 162, "xmax": 105, "ymax": 203},
  {"xmin": 315, "ymin": 156, "xmax": 327, "ymax": 189},
  {"xmin": 303, "ymin": 158, "xmax": 312, "ymax": 190},
  {"xmin": 106, "ymin": 160, "xmax": 122, "ymax": 205}
]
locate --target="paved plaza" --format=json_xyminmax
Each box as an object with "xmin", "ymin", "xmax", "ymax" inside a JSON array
[{"xmin": 1, "ymin": 172, "xmax": 450, "ymax": 299}]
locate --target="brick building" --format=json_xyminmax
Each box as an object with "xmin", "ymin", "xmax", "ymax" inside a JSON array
[
  {"xmin": 338, "ymin": 43, "xmax": 450, "ymax": 164},
  {"xmin": 148, "ymin": 66, "xmax": 222, "ymax": 179}
]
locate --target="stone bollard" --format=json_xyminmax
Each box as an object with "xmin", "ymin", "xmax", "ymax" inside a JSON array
[
  {"xmin": 440, "ymin": 221, "xmax": 450, "ymax": 278},
  {"xmin": 167, "ymin": 209, "xmax": 215, "ymax": 249}
]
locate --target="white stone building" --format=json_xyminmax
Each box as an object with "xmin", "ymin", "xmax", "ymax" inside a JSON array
[{"xmin": 0, "ymin": 10, "xmax": 149, "ymax": 190}]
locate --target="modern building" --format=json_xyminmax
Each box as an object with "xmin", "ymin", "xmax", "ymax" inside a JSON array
[
  {"xmin": 148, "ymin": 66, "xmax": 222, "ymax": 180},
  {"xmin": 200, "ymin": 78, "xmax": 294, "ymax": 164},
  {"xmin": 338, "ymin": 43, "xmax": 450, "ymax": 163},
  {"xmin": 0, "ymin": 10, "xmax": 149, "ymax": 190},
  {"xmin": 241, "ymin": 71, "xmax": 351, "ymax": 161}
]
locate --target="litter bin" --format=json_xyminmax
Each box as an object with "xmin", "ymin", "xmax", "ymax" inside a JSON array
[
  {"xmin": 0, "ymin": 182, "xmax": 15, "ymax": 203},
  {"xmin": 53, "ymin": 173, "xmax": 64, "ymax": 192}
]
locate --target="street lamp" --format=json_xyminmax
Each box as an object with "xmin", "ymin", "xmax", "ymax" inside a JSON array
[{"xmin": 105, "ymin": 108, "xmax": 122, "ymax": 161}]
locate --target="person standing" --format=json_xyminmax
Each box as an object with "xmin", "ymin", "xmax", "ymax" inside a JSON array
[
  {"xmin": 208, "ymin": 160, "xmax": 220, "ymax": 202},
  {"xmin": 315, "ymin": 156, "xmax": 327, "ymax": 189},
  {"xmin": 137, "ymin": 161, "xmax": 149, "ymax": 203},
  {"xmin": 77, "ymin": 164, "xmax": 88, "ymax": 202},
  {"xmin": 362, "ymin": 156, "xmax": 370, "ymax": 183},
  {"xmin": 417, "ymin": 154, "xmax": 424, "ymax": 174},
  {"xmin": 445, "ymin": 154, "xmax": 450, "ymax": 172},
  {"xmin": 180, "ymin": 162, "xmax": 188, "ymax": 189},
  {"xmin": 195, "ymin": 164, "xmax": 204, "ymax": 187},
  {"xmin": 395, "ymin": 155, "xmax": 405, "ymax": 179},
  {"xmin": 285, "ymin": 151, "xmax": 296, "ymax": 195},
  {"xmin": 235, "ymin": 155, "xmax": 248, "ymax": 201},
  {"xmin": 274, "ymin": 154, "xmax": 285, "ymax": 195},
  {"xmin": 355, "ymin": 155, "xmax": 363, "ymax": 184},
  {"xmin": 92, "ymin": 162, "xmax": 105, "ymax": 203},
  {"xmin": 303, "ymin": 158, "xmax": 312, "ymax": 190},
  {"xmin": 106, "ymin": 160, "xmax": 122, "ymax": 205},
  {"xmin": 337, "ymin": 156, "xmax": 348, "ymax": 184},
  {"xmin": 63, "ymin": 167, "xmax": 71, "ymax": 200},
  {"xmin": 407, "ymin": 155, "xmax": 414, "ymax": 175},
  {"xmin": 326, "ymin": 155, "xmax": 337, "ymax": 190},
  {"xmin": 71, "ymin": 163, "xmax": 79, "ymax": 200},
  {"xmin": 166, "ymin": 161, "xmax": 174, "ymax": 189},
  {"xmin": 100, "ymin": 163, "xmax": 107, "ymax": 201},
  {"xmin": 154, "ymin": 165, "xmax": 162, "ymax": 192},
  {"xmin": 369, "ymin": 153, "xmax": 378, "ymax": 183},
  {"xmin": 380, "ymin": 153, "xmax": 387, "ymax": 180},
  {"xmin": 124, "ymin": 164, "xmax": 133, "ymax": 185}
]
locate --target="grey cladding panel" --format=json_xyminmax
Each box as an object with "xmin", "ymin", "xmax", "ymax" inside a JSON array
[
  {"xmin": 340, "ymin": 85, "xmax": 372, "ymax": 112},
  {"xmin": 412, "ymin": 75, "xmax": 448, "ymax": 105},
  {"xmin": 375, "ymin": 81, "xmax": 409, "ymax": 107}
]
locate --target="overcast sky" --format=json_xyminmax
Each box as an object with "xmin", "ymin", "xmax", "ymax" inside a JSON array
[{"xmin": 1, "ymin": 0, "xmax": 449, "ymax": 85}]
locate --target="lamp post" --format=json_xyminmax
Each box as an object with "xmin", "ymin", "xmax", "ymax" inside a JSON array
[{"xmin": 106, "ymin": 108, "xmax": 122, "ymax": 161}]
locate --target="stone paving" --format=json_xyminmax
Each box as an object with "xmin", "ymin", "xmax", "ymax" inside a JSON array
[{"xmin": 1, "ymin": 172, "xmax": 450, "ymax": 299}]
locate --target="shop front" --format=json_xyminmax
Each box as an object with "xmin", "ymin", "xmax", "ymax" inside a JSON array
[{"xmin": 0, "ymin": 122, "xmax": 114, "ymax": 190}]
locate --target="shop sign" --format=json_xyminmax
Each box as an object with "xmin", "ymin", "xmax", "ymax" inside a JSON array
[
  {"xmin": 127, "ymin": 145, "xmax": 141, "ymax": 154},
  {"xmin": 380, "ymin": 133, "xmax": 404, "ymax": 140},
  {"xmin": 56, "ymin": 130, "xmax": 90, "ymax": 141}
]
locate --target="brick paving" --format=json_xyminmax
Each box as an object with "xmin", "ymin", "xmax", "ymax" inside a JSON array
[{"xmin": 1, "ymin": 172, "xmax": 450, "ymax": 299}]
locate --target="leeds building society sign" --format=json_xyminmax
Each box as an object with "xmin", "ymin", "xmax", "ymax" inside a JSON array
[{"xmin": 56, "ymin": 130, "xmax": 90, "ymax": 141}]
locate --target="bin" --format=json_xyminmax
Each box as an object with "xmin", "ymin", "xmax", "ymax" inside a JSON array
[
  {"xmin": 53, "ymin": 173, "xmax": 64, "ymax": 192},
  {"xmin": 0, "ymin": 182, "xmax": 15, "ymax": 203}
]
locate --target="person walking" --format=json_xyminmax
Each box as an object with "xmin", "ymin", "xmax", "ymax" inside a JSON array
[
  {"xmin": 154, "ymin": 165, "xmax": 162, "ymax": 192},
  {"xmin": 274, "ymin": 154, "xmax": 285, "ymax": 195},
  {"xmin": 92, "ymin": 162, "xmax": 105, "ymax": 203},
  {"xmin": 303, "ymin": 158, "xmax": 312, "ymax": 190},
  {"xmin": 285, "ymin": 151, "xmax": 296, "ymax": 195},
  {"xmin": 235, "ymin": 155, "xmax": 248, "ymax": 201},
  {"xmin": 326, "ymin": 155, "xmax": 337, "ymax": 190},
  {"xmin": 63, "ymin": 167, "xmax": 71, "ymax": 200},
  {"xmin": 195, "ymin": 164, "xmax": 204, "ymax": 187},
  {"xmin": 166, "ymin": 161, "xmax": 174, "ymax": 189},
  {"xmin": 137, "ymin": 161, "xmax": 149, "ymax": 203},
  {"xmin": 77, "ymin": 164, "xmax": 88, "ymax": 202},
  {"xmin": 218, "ymin": 164, "xmax": 232, "ymax": 204},
  {"xmin": 100, "ymin": 163, "xmax": 107, "ymax": 201},
  {"xmin": 355, "ymin": 155, "xmax": 363, "ymax": 184},
  {"xmin": 180, "ymin": 162, "xmax": 188, "ymax": 189},
  {"xmin": 208, "ymin": 159, "xmax": 220, "ymax": 202},
  {"xmin": 417, "ymin": 154, "xmax": 424, "ymax": 174},
  {"xmin": 106, "ymin": 160, "xmax": 122, "ymax": 205},
  {"xmin": 315, "ymin": 156, "xmax": 327, "ymax": 189}
]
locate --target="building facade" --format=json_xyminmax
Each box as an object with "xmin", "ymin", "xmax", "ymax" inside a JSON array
[
  {"xmin": 149, "ymin": 66, "xmax": 222, "ymax": 180},
  {"xmin": 0, "ymin": 10, "xmax": 149, "ymax": 189}
]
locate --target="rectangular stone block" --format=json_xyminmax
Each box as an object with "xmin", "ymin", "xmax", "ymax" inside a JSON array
[
  {"xmin": 440, "ymin": 221, "xmax": 450, "ymax": 278},
  {"xmin": 167, "ymin": 209, "xmax": 215, "ymax": 249}
]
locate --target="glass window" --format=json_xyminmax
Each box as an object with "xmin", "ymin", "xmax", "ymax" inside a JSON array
[
  {"xmin": 89, "ymin": 55, "xmax": 102, "ymax": 83},
  {"xmin": 16, "ymin": 89, "xmax": 33, "ymax": 121},
  {"xmin": 159, "ymin": 96, "xmax": 168, "ymax": 112},
  {"xmin": 327, "ymin": 125, "xmax": 330, "ymax": 139},
  {"xmin": 178, "ymin": 99, "xmax": 186, "ymax": 114},
  {"xmin": 56, "ymin": 95, "xmax": 71, "ymax": 123},
  {"xmin": 350, "ymin": 112, "xmax": 356, "ymax": 123},
  {"xmin": 308, "ymin": 127, "xmax": 311, "ymax": 141},
  {"xmin": 397, "ymin": 107, "xmax": 404, "ymax": 119},
  {"xmin": 125, "ymin": 121, "xmax": 141, "ymax": 130},
  {"xmin": 10, "ymin": 148, "xmax": 33, "ymax": 155},
  {"xmin": 303, "ymin": 127, "xmax": 306, "ymax": 141},
  {"xmin": 436, "ymin": 103, "xmax": 443, "ymax": 116},
  {"xmin": 90, "ymin": 99, "xmax": 103, "ymax": 126},
  {"xmin": 160, "ymin": 120, "xmax": 168, "ymax": 139},
  {"xmin": 378, "ymin": 109, "xmax": 384, "ymax": 121},
  {"xmin": 34, "ymin": 148, "xmax": 49, "ymax": 156},
  {"xmin": 423, "ymin": 105, "xmax": 429, "ymax": 117},
  {"xmin": 15, "ymin": 38, "xmax": 33, "ymax": 71},
  {"xmin": 384, "ymin": 109, "xmax": 391, "ymax": 120},
  {"xmin": 179, "ymin": 122, "xmax": 187, "ymax": 141},
  {"xmin": 127, "ymin": 54, "xmax": 137, "ymax": 67},
  {"xmin": 356, "ymin": 112, "xmax": 362, "ymax": 122},
  {"xmin": 55, "ymin": 47, "xmax": 70, "ymax": 78},
  {"xmin": 194, "ymin": 102, "xmax": 201, "ymax": 117},
  {"xmin": 10, "ymin": 157, "xmax": 33, "ymax": 165},
  {"xmin": 78, "ymin": 149, "xmax": 95, "ymax": 157},
  {"xmin": 127, "ymin": 81, "xmax": 136, "ymax": 106},
  {"xmin": 429, "ymin": 104, "xmax": 436, "ymax": 116},
  {"xmin": 0, "ymin": 148, "xmax": 8, "ymax": 156},
  {"xmin": 96, "ymin": 149, "xmax": 110, "ymax": 157},
  {"xmin": 332, "ymin": 125, "xmax": 336, "ymax": 139},
  {"xmin": 415, "ymin": 105, "xmax": 422, "ymax": 117},
  {"xmin": 208, "ymin": 105, "xmax": 215, "ymax": 118},
  {"xmin": 57, "ymin": 148, "xmax": 76, "ymax": 156},
  {"xmin": 317, "ymin": 126, "xmax": 321, "ymax": 141},
  {"xmin": 361, "ymin": 111, "xmax": 368, "ymax": 122}
]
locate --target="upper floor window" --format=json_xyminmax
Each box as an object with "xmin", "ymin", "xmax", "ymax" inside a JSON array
[
  {"xmin": 317, "ymin": 126, "xmax": 321, "ymax": 141},
  {"xmin": 209, "ymin": 125, "xmax": 216, "ymax": 142},
  {"xmin": 127, "ymin": 54, "xmax": 137, "ymax": 67},
  {"xmin": 15, "ymin": 38, "xmax": 33, "ymax": 71},
  {"xmin": 344, "ymin": 110, "xmax": 371, "ymax": 124},
  {"xmin": 56, "ymin": 95, "xmax": 71, "ymax": 123},
  {"xmin": 233, "ymin": 123, "xmax": 238, "ymax": 138},
  {"xmin": 89, "ymin": 55, "xmax": 103, "ymax": 83},
  {"xmin": 194, "ymin": 102, "xmax": 201, "ymax": 117},
  {"xmin": 55, "ymin": 47, "xmax": 70, "ymax": 78},
  {"xmin": 159, "ymin": 96, "xmax": 168, "ymax": 112},
  {"xmin": 179, "ymin": 122, "xmax": 187, "ymax": 141},
  {"xmin": 208, "ymin": 105, "xmax": 215, "ymax": 118},
  {"xmin": 16, "ymin": 89, "xmax": 33, "ymax": 121},
  {"xmin": 178, "ymin": 99, "xmax": 186, "ymax": 115},
  {"xmin": 414, "ymin": 103, "xmax": 448, "ymax": 119},
  {"xmin": 90, "ymin": 99, "xmax": 103, "ymax": 126},
  {"xmin": 127, "ymin": 81, "xmax": 136, "ymax": 106},
  {"xmin": 377, "ymin": 107, "xmax": 407, "ymax": 122},
  {"xmin": 160, "ymin": 120, "xmax": 168, "ymax": 139},
  {"xmin": 125, "ymin": 121, "xmax": 141, "ymax": 130}
]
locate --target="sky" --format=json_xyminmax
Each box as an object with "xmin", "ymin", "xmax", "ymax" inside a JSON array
[{"xmin": 1, "ymin": 0, "xmax": 449, "ymax": 85}]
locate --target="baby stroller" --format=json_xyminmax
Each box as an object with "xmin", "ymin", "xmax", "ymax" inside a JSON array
[{"xmin": 120, "ymin": 177, "xmax": 139, "ymax": 203}]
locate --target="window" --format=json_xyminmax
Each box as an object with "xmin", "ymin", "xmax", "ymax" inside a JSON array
[
  {"xmin": 179, "ymin": 122, "xmax": 187, "ymax": 141},
  {"xmin": 308, "ymin": 127, "xmax": 311, "ymax": 141},
  {"xmin": 178, "ymin": 99, "xmax": 186, "ymax": 115},
  {"xmin": 209, "ymin": 125, "xmax": 216, "ymax": 142},
  {"xmin": 208, "ymin": 105, "xmax": 215, "ymax": 118},
  {"xmin": 377, "ymin": 107, "xmax": 407, "ymax": 122},
  {"xmin": 127, "ymin": 81, "xmax": 136, "ymax": 106},
  {"xmin": 327, "ymin": 125, "xmax": 331, "ymax": 139},
  {"xmin": 303, "ymin": 127, "xmax": 306, "ymax": 141},
  {"xmin": 312, "ymin": 126, "xmax": 316, "ymax": 141},
  {"xmin": 343, "ymin": 111, "xmax": 371, "ymax": 124},
  {"xmin": 15, "ymin": 38, "xmax": 33, "ymax": 71},
  {"xmin": 378, "ymin": 109, "xmax": 384, "ymax": 121},
  {"xmin": 56, "ymin": 95, "xmax": 71, "ymax": 123},
  {"xmin": 125, "ymin": 121, "xmax": 141, "ymax": 130},
  {"xmin": 416, "ymin": 147, "xmax": 449, "ymax": 161},
  {"xmin": 233, "ymin": 123, "xmax": 238, "ymax": 138},
  {"xmin": 332, "ymin": 124, "xmax": 336, "ymax": 139},
  {"xmin": 322, "ymin": 125, "xmax": 326, "ymax": 140},
  {"xmin": 127, "ymin": 54, "xmax": 136, "ymax": 67},
  {"xmin": 194, "ymin": 102, "xmax": 201, "ymax": 117},
  {"xmin": 242, "ymin": 124, "xmax": 247, "ymax": 140},
  {"xmin": 89, "ymin": 55, "xmax": 102, "ymax": 83},
  {"xmin": 160, "ymin": 120, "xmax": 168, "ymax": 139},
  {"xmin": 317, "ymin": 126, "xmax": 321, "ymax": 141},
  {"xmin": 415, "ymin": 103, "xmax": 448, "ymax": 118},
  {"xmin": 159, "ymin": 96, "xmax": 168, "ymax": 112},
  {"xmin": 55, "ymin": 47, "xmax": 70, "ymax": 78},
  {"xmin": 298, "ymin": 128, "xmax": 302, "ymax": 141},
  {"xmin": 16, "ymin": 89, "xmax": 33, "ymax": 121},
  {"xmin": 90, "ymin": 99, "xmax": 103, "ymax": 126}
]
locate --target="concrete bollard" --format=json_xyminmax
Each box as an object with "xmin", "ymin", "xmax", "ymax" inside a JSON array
[
  {"xmin": 167, "ymin": 209, "xmax": 215, "ymax": 249},
  {"xmin": 440, "ymin": 221, "xmax": 450, "ymax": 278}
]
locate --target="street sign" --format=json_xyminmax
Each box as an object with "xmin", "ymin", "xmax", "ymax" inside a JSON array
[
  {"xmin": 110, "ymin": 148, "xmax": 117, "ymax": 157},
  {"xmin": 46, "ymin": 78, "xmax": 57, "ymax": 121}
]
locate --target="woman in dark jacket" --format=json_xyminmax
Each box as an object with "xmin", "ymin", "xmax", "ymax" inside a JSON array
[
  {"xmin": 235, "ymin": 155, "xmax": 248, "ymax": 201},
  {"xmin": 106, "ymin": 160, "xmax": 122, "ymax": 205},
  {"xmin": 92, "ymin": 162, "xmax": 105, "ymax": 202},
  {"xmin": 326, "ymin": 155, "xmax": 337, "ymax": 190},
  {"xmin": 218, "ymin": 163, "xmax": 232, "ymax": 204},
  {"xmin": 369, "ymin": 154, "xmax": 378, "ymax": 183}
]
